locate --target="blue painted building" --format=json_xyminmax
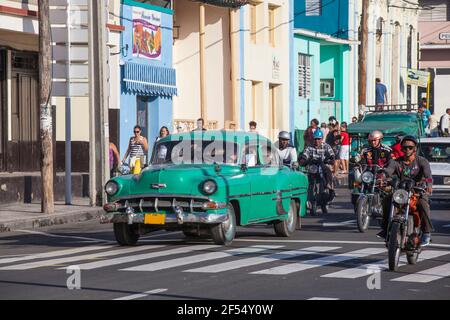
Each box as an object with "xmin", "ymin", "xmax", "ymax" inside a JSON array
[
  {"xmin": 119, "ymin": 0, "xmax": 177, "ymax": 160},
  {"xmin": 292, "ymin": 0, "xmax": 358, "ymax": 137}
]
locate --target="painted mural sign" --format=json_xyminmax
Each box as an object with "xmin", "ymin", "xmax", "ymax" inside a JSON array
[
  {"xmin": 406, "ymin": 68, "xmax": 429, "ymax": 88},
  {"xmin": 133, "ymin": 7, "xmax": 162, "ymax": 60}
]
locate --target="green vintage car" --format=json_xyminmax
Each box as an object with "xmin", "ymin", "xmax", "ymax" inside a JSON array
[{"xmin": 103, "ymin": 130, "xmax": 308, "ymax": 246}]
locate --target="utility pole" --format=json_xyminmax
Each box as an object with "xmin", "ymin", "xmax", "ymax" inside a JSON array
[
  {"xmin": 358, "ymin": 0, "xmax": 369, "ymax": 107},
  {"xmin": 38, "ymin": 0, "xmax": 54, "ymax": 214},
  {"xmin": 88, "ymin": 0, "xmax": 110, "ymax": 206},
  {"xmin": 199, "ymin": 3, "xmax": 207, "ymax": 121}
]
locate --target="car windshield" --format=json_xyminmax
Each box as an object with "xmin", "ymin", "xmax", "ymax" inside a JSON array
[
  {"xmin": 421, "ymin": 143, "xmax": 450, "ymax": 163},
  {"xmin": 152, "ymin": 140, "xmax": 239, "ymax": 165}
]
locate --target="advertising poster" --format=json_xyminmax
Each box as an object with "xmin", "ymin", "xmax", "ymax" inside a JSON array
[
  {"xmin": 133, "ymin": 7, "xmax": 162, "ymax": 60},
  {"xmin": 406, "ymin": 68, "xmax": 430, "ymax": 88}
]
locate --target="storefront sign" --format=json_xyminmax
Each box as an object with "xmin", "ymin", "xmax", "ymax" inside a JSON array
[
  {"xmin": 272, "ymin": 55, "xmax": 280, "ymax": 80},
  {"xmin": 406, "ymin": 68, "xmax": 429, "ymax": 88},
  {"xmin": 439, "ymin": 32, "xmax": 450, "ymax": 40},
  {"xmin": 133, "ymin": 7, "xmax": 162, "ymax": 60}
]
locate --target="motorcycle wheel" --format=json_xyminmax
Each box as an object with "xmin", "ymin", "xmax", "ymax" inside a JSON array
[
  {"xmin": 406, "ymin": 216, "xmax": 420, "ymax": 265},
  {"xmin": 310, "ymin": 201, "xmax": 317, "ymax": 216},
  {"xmin": 388, "ymin": 222, "xmax": 402, "ymax": 271},
  {"xmin": 356, "ymin": 197, "xmax": 370, "ymax": 233}
]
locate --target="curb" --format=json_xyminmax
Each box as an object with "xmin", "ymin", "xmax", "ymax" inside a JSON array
[{"xmin": 0, "ymin": 208, "xmax": 104, "ymax": 233}]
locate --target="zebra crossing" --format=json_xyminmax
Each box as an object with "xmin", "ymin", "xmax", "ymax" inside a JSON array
[{"xmin": 0, "ymin": 243, "xmax": 449, "ymax": 284}]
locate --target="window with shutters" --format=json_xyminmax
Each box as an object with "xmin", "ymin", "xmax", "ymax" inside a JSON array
[
  {"xmin": 419, "ymin": 1, "xmax": 448, "ymax": 21},
  {"xmin": 298, "ymin": 54, "xmax": 311, "ymax": 99},
  {"xmin": 305, "ymin": 0, "xmax": 322, "ymax": 16}
]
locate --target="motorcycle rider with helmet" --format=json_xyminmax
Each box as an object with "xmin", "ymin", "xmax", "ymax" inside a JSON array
[
  {"xmin": 276, "ymin": 131, "xmax": 298, "ymax": 167},
  {"xmin": 379, "ymin": 135, "xmax": 433, "ymax": 246},
  {"xmin": 360, "ymin": 130, "xmax": 392, "ymax": 168},
  {"xmin": 299, "ymin": 130, "xmax": 335, "ymax": 192}
]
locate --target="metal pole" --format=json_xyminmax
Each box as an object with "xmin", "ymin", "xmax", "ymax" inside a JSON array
[
  {"xmin": 65, "ymin": 0, "xmax": 72, "ymax": 205},
  {"xmin": 88, "ymin": 0, "xmax": 96, "ymax": 206}
]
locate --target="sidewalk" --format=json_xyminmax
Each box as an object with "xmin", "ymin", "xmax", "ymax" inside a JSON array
[{"xmin": 0, "ymin": 198, "xmax": 103, "ymax": 233}]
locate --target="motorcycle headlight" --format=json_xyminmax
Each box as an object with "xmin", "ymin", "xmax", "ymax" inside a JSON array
[
  {"xmin": 202, "ymin": 180, "xmax": 217, "ymax": 195},
  {"xmin": 105, "ymin": 181, "xmax": 119, "ymax": 196},
  {"xmin": 361, "ymin": 171, "xmax": 374, "ymax": 184},
  {"xmin": 393, "ymin": 189, "xmax": 409, "ymax": 205},
  {"xmin": 308, "ymin": 164, "xmax": 318, "ymax": 174}
]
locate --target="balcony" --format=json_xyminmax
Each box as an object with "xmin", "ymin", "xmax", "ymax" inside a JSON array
[{"xmin": 195, "ymin": 0, "xmax": 250, "ymax": 8}]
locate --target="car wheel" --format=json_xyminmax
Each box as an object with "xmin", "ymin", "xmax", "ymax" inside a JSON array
[
  {"xmin": 210, "ymin": 204, "xmax": 237, "ymax": 246},
  {"xmin": 274, "ymin": 200, "xmax": 297, "ymax": 237},
  {"xmin": 113, "ymin": 222, "xmax": 140, "ymax": 246}
]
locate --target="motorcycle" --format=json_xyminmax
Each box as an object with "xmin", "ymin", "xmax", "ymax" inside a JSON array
[
  {"xmin": 305, "ymin": 159, "xmax": 334, "ymax": 216},
  {"xmin": 353, "ymin": 164, "xmax": 388, "ymax": 232},
  {"xmin": 386, "ymin": 178, "xmax": 427, "ymax": 271}
]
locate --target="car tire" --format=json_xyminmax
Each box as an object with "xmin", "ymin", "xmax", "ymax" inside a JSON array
[
  {"xmin": 113, "ymin": 222, "xmax": 140, "ymax": 246},
  {"xmin": 274, "ymin": 200, "xmax": 297, "ymax": 237},
  {"xmin": 210, "ymin": 204, "xmax": 237, "ymax": 246}
]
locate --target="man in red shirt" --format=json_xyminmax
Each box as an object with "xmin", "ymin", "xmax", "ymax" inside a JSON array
[
  {"xmin": 391, "ymin": 136, "xmax": 405, "ymax": 160},
  {"xmin": 303, "ymin": 119, "xmax": 319, "ymax": 147}
]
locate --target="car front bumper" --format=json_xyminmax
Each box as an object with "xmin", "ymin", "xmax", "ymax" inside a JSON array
[
  {"xmin": 100, "ymin": 211, "xmax": 229, "ymax": 225},
  {"xmin": 430, "ymin": 185, "xmax": 450, "ymax": 201}
]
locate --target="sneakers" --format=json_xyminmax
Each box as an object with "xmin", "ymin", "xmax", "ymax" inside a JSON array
[
  {"xmin": 420, "ymin": 233, "xmax": 431, "ymax": 247},
  {"xmin": 377, "ymin": 230, "xmax": 387, "ymax": 239}
]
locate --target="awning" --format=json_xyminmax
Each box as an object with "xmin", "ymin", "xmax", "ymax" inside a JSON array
[
  {"xmin": 123, "ymin": 62, "xmax": 177, "ymax": 97},
  {"xmin": 195, "ymin": 0, "xmax": 249, "ymax": 8}
]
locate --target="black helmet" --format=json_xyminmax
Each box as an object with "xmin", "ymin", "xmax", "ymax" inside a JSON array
[{"xmin": 401, "ymin": 135, "xmax": 418, "ymax": 146}]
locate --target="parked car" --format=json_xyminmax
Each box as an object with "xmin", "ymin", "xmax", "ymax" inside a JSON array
[
  {"xmin": 102, "ymin": 130, "xmax": 308, "ymax": 246},
  {"xmin": 419, "ymin": 137, "xmax": 450, "ymax": 201}
]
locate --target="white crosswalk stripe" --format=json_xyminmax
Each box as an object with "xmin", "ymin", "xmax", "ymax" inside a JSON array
[
  {"xmin": 121, "ymin": 245, "xmax": 284, "ymax": 272},
  {"xmin": 0, "ymin": 245, "xmax": 165, "ymax": 270},
  {"xmin": 391, "ymin": 263, "xmax": 450, "ymax": 283},
  {"xmin": 251, "ymin": 248, "xmax": 387, "ymax": 275},
  {"xmin": 321, "ymin": 250, "xmax": 450, "ymax": 279},
  {"xmin": 62, "ymin": 245, "xmax": 220, "ymax": 270},
  {"xmin": 0, "ymin": 246, "xmax": 111, "ymax": 265},
  {"xmin": 184, "ymin": 246, "xmax": 340, "ymax": 273}
]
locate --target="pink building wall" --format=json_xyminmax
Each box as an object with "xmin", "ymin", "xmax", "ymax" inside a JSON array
[{"xmin": 419, "ymin": 21, "xmax": 450, "ymax": 68}]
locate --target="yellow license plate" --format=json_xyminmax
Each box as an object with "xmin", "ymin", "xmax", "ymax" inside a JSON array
[{"xmin": 144, "ymin": 213, "xmax": 165, "ymax": 225}]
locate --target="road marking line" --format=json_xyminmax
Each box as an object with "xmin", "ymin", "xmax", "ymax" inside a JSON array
[
  {"xmin": 0, "ymin": 246, "xmax": 111, "ymax": 265},
  {"xmin": 121, "ymin": 246, "xmax": 283, "ymax": 272},
  {"xmin": 113, "ymin": 288, "xmax": 168, "ymax": 301},
  {"xmin": 61, "ymin": 245, "xmax": 219, "ymax": 270},
  {"xmin": 321, "ymin": 250, "xmax": 449, "ymax": 279},
  {"xmin": 391, "ymin": 263, "xmax": 450, "ymax": 283},
  {"xmin": 251, "ymin": 248, "xmax": 386, "ymax": 275},
  {"xmin": 16, "ymin": 230, "xmax": 114, "ymax": 243},
  {"xmin": 322, "ymin": 220, "xmax": 357, "ymax": 227},
  {"xmin": 184, "ymin": 246, "xmax": 340, "ymax": 273},
  {"xmin": 308, "ymin": 297, "xmax": 339, "ymax": 300},
  {"xmin": 233, "ymin": 239, "xmax": 450, "ymax": 249},
  {"xmin": 0, "ymin": 246, "xmax": 165, "ymax": 270}
]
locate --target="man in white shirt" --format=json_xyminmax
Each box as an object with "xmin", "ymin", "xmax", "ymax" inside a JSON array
[
  {"xmin": 276, "ymin": 131, "xmax": 298, "ymax": 167},
  {"xmin": 440, "ymin": 108, "xmax": 450, "ymax": 136}
]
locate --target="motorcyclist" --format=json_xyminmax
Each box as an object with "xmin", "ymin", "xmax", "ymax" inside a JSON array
[
  {"xmin": 276, "ymin": 131, "xmax": 298, "ymax": 167},
  {"xmin": 360, "ymin": 130, "xmax": 392, "ymax": 168},
  {"xmin": 299, "ymin": 130, "xmax": 335, "ymax": 192},
  {"xmin": 379, "ymin": 135, "xmax": 433, "ymax": 246}
]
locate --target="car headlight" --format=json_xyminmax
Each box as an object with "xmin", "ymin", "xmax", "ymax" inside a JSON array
[
  {"xmin": 201, "ymin": 180, "xmax": 217, "ymax": 195},
  {"xmin": 444, "ymin": 177, "xmax": 450, "ymax": 185},
  {"xmin": 361, "ymin": 171, "xmax": 374, "ymax": 184},
  {"xmin": 105, "ymin": 181, "xmax": 119, "ymax": 196},
  {"xmin": 393, "ymin": 189, "xmax": 409, "ymax": 205}
]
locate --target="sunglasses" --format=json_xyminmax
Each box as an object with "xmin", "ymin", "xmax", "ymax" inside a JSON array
[
  {"xmin": 401, "ymin": 145, "xmax": 415, "ymax": 150},
  {"xmin": 134, "ymin": 131, "xmax": 141, "ymax": 134}
]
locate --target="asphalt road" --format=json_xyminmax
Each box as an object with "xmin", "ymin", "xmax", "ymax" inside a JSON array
[{"xmin": 0, "ymin": 189, "xmax": 449, "ymax": 300}]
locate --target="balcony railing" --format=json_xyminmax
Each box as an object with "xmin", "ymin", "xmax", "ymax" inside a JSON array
[{"xmin": 195, "ymin": 0, "xmax": 250, "ymax": 8}]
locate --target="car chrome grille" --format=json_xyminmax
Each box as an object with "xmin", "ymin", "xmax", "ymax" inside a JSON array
[{"xmin": 117, "ymin": 196, "xmax": 210, "ymax": 213}]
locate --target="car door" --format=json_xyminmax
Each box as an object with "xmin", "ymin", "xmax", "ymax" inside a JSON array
[{"xmin": 246, "ymin": 142, "xmax": 280, "ymax": 223}]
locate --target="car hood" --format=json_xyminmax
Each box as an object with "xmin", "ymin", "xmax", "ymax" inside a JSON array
[
  {"xmin": 430, "ymin": 162, "xmax": 450, "ymax": 176},
  {"xmin": 127, "ymin": 164, "xmax": 241, "ymax": 196}
]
